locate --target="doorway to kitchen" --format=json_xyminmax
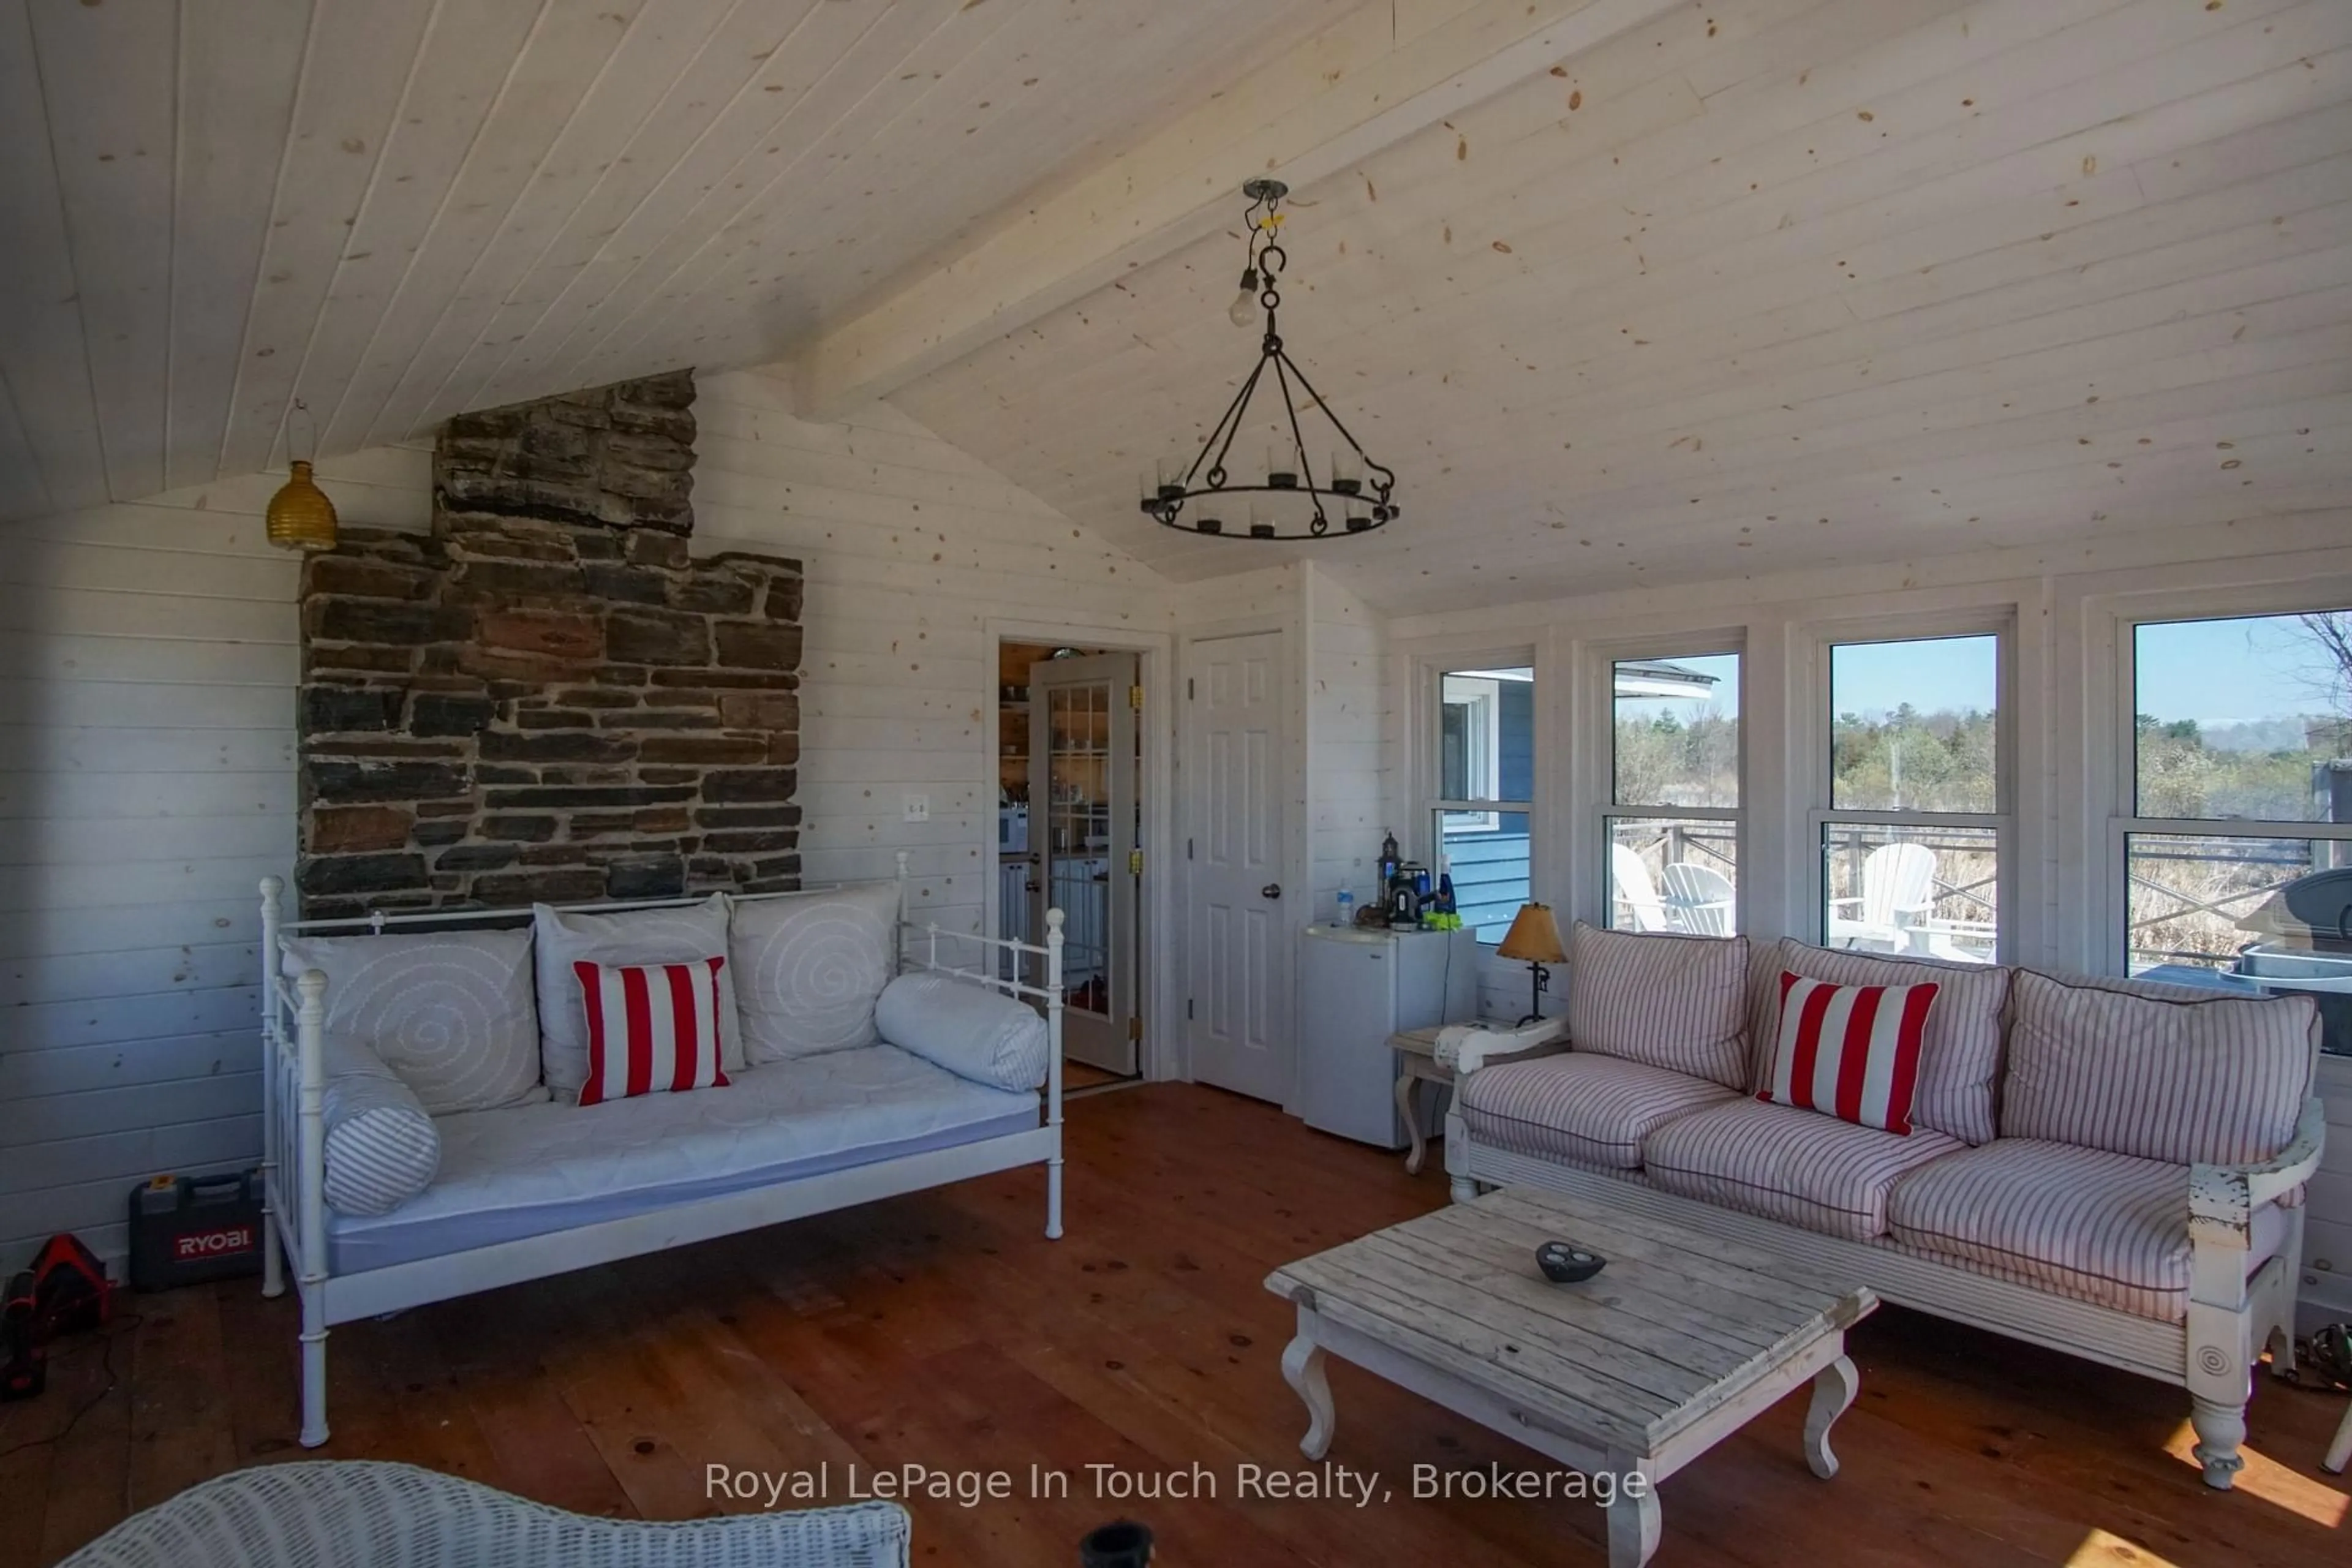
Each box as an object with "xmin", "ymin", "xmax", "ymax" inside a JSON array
[{"xmin": 998, "ymin": 639, "xmax": 1144, "ymax": 1090}]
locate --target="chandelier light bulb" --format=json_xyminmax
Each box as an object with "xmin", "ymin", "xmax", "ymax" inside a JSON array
[{"xmin": 1228, "ymin": 266, "xmax": 1261, "ymax": 328}]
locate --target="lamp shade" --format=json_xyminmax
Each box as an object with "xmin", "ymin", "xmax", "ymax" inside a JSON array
[
  {"xmin": 1495, "ymin": 901, "xmax": 1566, "ymax": 964},
  {"xmin": 266, "ymin": 459, "xmax": 338, "ymax": 551}
]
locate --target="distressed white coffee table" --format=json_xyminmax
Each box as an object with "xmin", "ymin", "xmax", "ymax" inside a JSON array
[{"xmin": 1265, "ymin": 1188, "xmax": 1877, "ymax": 1568}]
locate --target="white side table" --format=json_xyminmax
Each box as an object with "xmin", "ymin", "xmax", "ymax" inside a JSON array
[{"xmin": 1387, "ymin": 1025, "xmax": 1566, "ymax": 1175}]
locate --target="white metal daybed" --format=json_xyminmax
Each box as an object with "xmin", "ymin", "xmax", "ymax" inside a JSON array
[{"xmin": 257, "ymin": 853, "xmax": 1065, "ymax": 1449}]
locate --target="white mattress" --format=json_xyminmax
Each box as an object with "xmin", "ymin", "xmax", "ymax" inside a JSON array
[{"xmin": 329, "ymin": 1043, "xmax": 1038, "ymax": 1273}]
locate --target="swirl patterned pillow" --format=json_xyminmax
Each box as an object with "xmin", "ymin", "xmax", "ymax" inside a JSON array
[
  {"xmin": 730, "ymin": 882, "xmax": 900, "ymax": 1064},
  {"xmin": 281, "ymin": 929, "xmax": 543, "ymax": 1115},
  {"xmin": 320, "ymin": 1035, "xmax": 440, "ymax": 1217},
  {"xmin": 533, "ymin": 893, "xmax": 744, "ymax": 1100}
]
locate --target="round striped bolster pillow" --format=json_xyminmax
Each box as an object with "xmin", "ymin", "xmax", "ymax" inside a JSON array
[
  {"xmin": 320, "ymin": 1035, "xmax": 442, "ymax": 1217},
  {"xmin": 874, "ymin": 972, "xmax": 1050, "ymax": 1093}
]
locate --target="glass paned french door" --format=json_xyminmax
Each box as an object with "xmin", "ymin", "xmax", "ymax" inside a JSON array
[{"xmin": 1030, "ymin": 653, "xmax": 1139, "ymax": 1074}]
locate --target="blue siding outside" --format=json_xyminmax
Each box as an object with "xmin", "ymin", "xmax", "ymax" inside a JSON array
[
  {"xmin": 1498, "ymin": 682, "xmax": 1534, "ymax": 801},
  {"xmin": 1446, "ymin": 819, "xmax": 1530, "ymax": 942}
]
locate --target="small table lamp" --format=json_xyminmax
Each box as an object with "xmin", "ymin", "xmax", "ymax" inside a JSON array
[{"xmin": 1496, "ymin": 902, "xmax": 1567, "ymax": 1026}]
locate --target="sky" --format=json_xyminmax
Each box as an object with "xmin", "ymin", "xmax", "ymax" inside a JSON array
[
  {"xmin": 1589, "ymin": 614, "xmax": 2348, "ymax": 728},
  {"xmin": 2134, "ymin": 614, "xmax": 2349, "ymax": 726},
  {"xmin": 1811, "ymin": 617, "xmax": 2350, "ymax": 726},
  {"xmin": 1617, "ymin": 652, "xmax": 1741, "ymax": 720},
  {"xmin": 1831, "ymin": 636, "xmax": 1997, "ymax": 720}
]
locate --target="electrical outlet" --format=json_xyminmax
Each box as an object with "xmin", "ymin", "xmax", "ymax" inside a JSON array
[{"xmin": 902, "ymin": 792, "xmax": 930, "ymax": 823}]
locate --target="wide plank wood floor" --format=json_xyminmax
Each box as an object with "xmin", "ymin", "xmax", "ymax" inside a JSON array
[{"xmin": 4, "ymin": 1084, "xmax": 2346, "ymax": 1566}]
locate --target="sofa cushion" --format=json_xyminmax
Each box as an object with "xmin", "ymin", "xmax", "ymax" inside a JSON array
[
  {"xmin": 1567, "ymin": 922, "xmax": 1751, "ymax": 1090},
  {"xmin": 319, "ymin": 1035, "xmax": 440, "ymax": 1217},
  {"xmin": 325, "ymin": 1046, "xmax": 1041, "ymax": 1273},
  {"xmin": 1748, "ymin": 938, "xmax": 2009, "ymax": 1145},
  {"xmin": 1759, "ymin": 970, "xmax": 1938, "ymax": 1135},
  {"xmin": 2001, "ymin": 969, "xmax": 2316, "ymax": 1166},
  {"xmin": 281, "ymin": 928, "xmax": 543, "ymax": 1115},
  {"xmin": 1887, "ymin": 1138, "xmax": 2291, "ymax": 1322},
  {"xmin": 729, "ymin": 882, "xmax": 900, "ymax": 1064},
  {"xmin": 1458, "ymin": 1054, "xmax": 1740, "ymax": 1172},
  {"xmin": 1642, "ymin": 1099, "xmax": 1962, "ymax": 1241},
  {"xmin": 575, "ymin": 957, "xmax": 732, "ymax": 1106},
  {"xmin": 533, "ymin": 893, "xmax": 742, "ymax": 1099}
]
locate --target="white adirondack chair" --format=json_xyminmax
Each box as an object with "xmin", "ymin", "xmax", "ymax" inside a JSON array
[
  {"xmin": 1825, "ymin": 841, "xmax": 1937, "ymax": 951},
  {"xmin": 1610, "ymin": 843, "xmax": 1673, "ymax": 932},
  {"xmin": 1662, "ymin": 862, "xmax": 1736, "ymax": 936}
]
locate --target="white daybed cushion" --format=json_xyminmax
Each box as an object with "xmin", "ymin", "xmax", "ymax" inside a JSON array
[
  {"xmin": 533, "ymin": 893, "xmax": 743, "ymax": 1098},
  {"xmin": 730, "ymin": 881, "xmax": 900, "ymax": 1063},
  {"xmin": 875, "ymin": 972, "xmax": 1051, "ymax": 1093},
  {"xmin": 320, "ymin": 1036, "xmax": 440, "ymax": 1218},
  {"xmin": 280, "ymin": 929, "xmax": 543, "ymax": 1115},
  {"xmin": 326, "ymin": 1044, "xmax": 1038, "ymax": 1272}
]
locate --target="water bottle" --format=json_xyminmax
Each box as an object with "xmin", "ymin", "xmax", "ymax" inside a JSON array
[{"xmin": 1335, "ymin": 889, "xmax": 1355, "ymax": 927}]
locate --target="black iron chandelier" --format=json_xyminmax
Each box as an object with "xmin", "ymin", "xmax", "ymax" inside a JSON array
[{"xmin": 1139, "ymin": 179, "xmax": 1399, "ymax": 541}]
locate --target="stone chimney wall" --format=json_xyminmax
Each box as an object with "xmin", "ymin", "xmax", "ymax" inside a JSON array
[{"xmin": 295, "ymin": 371, "xmax": 805, "ymax": 919}]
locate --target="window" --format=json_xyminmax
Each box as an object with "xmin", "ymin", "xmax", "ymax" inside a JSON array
[
  {"xmin": 1604, "ymin": 652, "xmax": 1741, "ymax": 933},
  {"xmin": 1431, "ymin": 665, "xmax": 1533, "ymax": 943},
  {"xmin": 1818, "ymin": 633, "xmax": 2003, "ymax": 962},
  {"xmin": 2122, "ymin": 609, "xmax": 2352, "ymax": 1054},
  {"xmin": 1439, "ymin": 674, "xmax": 1501, "ymax": 831}
]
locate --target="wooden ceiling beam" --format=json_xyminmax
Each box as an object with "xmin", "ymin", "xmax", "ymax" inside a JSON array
[{"xmin": 782, "ymin": 0, "xmax": 1694, "ymax": 421}]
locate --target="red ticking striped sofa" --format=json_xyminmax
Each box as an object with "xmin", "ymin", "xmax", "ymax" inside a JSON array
[{"xmin": 1444, "ymin": 922, "xmax": 2326, "ymax": 1491}]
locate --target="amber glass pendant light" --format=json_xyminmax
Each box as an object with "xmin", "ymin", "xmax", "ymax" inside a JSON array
[{"xmin": 266, "ymin": 399, "xmax": 338, "ymax": 551}]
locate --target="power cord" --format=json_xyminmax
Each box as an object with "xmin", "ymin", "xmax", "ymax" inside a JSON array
[{"xmin": 0, "ymin": 1313, "xmax": 142, "ymax": 1461}]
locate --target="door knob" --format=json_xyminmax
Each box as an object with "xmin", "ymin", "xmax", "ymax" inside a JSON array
[{"xmin": 1262, "ymin": 883, "xmax": 1282, "ymax": 899}]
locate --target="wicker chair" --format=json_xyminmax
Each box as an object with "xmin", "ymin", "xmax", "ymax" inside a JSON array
[{"xmin": 57, "ymin": 1461, "xmax": 913, "ymax": 1568}]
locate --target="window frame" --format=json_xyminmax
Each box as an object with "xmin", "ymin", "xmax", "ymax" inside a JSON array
[
  {"xmin": 1438, "ymin": 673, "xmax": 1503, "ymax": 832},
  {"xmin": 1417, "ymin": 649, "xmax": 1537, "ymax": 946},
  {"xmin": 2108, "ymin": 595, "xmax": 2352, "ymax": 980},
  {"xmin": 1589, "ymin": 635, "xmax": 1747, "ymax": 935},
  {"xmin": 1807, "ymin": 613, "xmax": 2016, "ymax": 963}
]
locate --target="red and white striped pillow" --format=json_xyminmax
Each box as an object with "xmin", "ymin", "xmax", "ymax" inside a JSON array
[
  {"xmin": 1760, "ymin": 970, "xmax": 1939, "ymax": 1135},
  {"xmin": 573, "ymin": 957, "xmax": 731, "ymax": 1107}
]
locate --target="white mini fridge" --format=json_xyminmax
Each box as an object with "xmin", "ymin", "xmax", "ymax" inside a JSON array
[{"xmin": 1298, "ymin": 924, "xmax": 1481, "ymax": 1148}]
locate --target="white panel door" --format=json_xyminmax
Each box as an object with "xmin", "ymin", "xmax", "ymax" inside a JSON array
[{"xmin": 1187, "ymin": 632, "xmax": 1290, "ymax": 1104}]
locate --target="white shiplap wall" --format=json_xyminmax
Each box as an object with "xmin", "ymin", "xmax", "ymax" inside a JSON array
[
  {"xmin": 690, "ymin": 372, "xmax": 1175, "ymax": 937},
  {"xmin": 1304, "ymin": 563, "xmax": 1392, "ymax": 923},
  {"xmin": 0, "ymin": 371, "xmax": 1175, "ymax": 1268},
  {"xmin": 0, "ymin": 445, "xmax": 431, "ymax": 1267}
]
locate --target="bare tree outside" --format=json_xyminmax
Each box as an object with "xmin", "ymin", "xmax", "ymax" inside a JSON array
[
  {"xmin": 2296, "ymin": 611, "xmax": 2352, "ymax": 753},
  {"xmin": 2129, "ymin": 611, "xmax": 2352, "ymax": 1002}
]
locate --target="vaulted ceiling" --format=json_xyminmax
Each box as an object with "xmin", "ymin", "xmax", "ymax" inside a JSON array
[
  {"xmin": 0, "ymin": 0, "xmax": 1348, "ymax": 519},
  {"xmin": 4, "ymin": 0, "xmax": 2348, "ymax": 617},
  {"xmin": 889, "ymin": 0, "xmax": 2352, "ymax": 612}
]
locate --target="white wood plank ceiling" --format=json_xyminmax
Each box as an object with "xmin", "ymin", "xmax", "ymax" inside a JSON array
[
  {"xmin": 3, "ymin": 0, "xmax": 2346, "ymax": 617},
  {"xmin": 0, "ymin": 0, "xmax": 1351, "ymax": 524},
  {"xmin": 886, "ymin": 0, "xmax": 2352, "ymax": 612}
]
